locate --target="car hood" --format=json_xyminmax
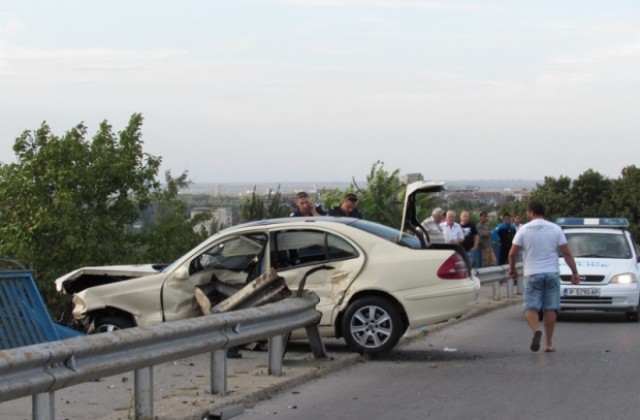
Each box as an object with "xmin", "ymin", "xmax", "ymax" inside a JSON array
[{"xmin": 55, "ymin": 264, "xmax": 164, "ymax": 294}]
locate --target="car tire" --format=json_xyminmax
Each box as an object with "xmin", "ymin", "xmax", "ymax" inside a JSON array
[
  {"xmin": 94, "ymin": 315, "xmax": 135, "ymax": 333},
  {"xmin": 342, "ymin": 296, "xmax": 404, "ymax": 354}
]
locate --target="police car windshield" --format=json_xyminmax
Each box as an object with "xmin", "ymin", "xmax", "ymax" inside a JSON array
[{"xmin": 566, "ymin": 232, "xmax": 631, "ymax": 259}]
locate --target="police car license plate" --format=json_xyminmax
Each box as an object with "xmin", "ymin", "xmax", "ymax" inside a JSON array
[{"xmin": 563, "ymin": 288, "xmax": 600, "ymax": 297}]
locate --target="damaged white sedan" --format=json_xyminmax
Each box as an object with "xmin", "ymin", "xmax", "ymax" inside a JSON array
[{"xmin": 56, "ymin": 181, "xmax": 480, "ymax": 354}]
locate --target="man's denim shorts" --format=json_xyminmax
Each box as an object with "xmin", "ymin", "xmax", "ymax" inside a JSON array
[{"xmin": 523, "ymin": 273, "xmax": 561, "ymax": 312}]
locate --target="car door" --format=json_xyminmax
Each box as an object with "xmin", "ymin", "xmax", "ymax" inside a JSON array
[
  {"xmin": 160, "ymin": 233, "xmax": 267, "ymax": 322},
  {"xmin": 269, "ymin": 228, "xmax": 365, "ymax": 326}
]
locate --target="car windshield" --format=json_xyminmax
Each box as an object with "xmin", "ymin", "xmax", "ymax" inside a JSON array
[
  {"xmin": 350, "ymin": 220, "xmax": 422, "ymax": 249},
  {"xmin": 566, "ymin": 231, "xmax": 631, "ymax": 259}
]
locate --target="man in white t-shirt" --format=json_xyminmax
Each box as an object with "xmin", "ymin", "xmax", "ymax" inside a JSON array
[
  {"xmin": 440, "ymin": 210, "xmax": 464, "ymax": 245},
  {"xmin": 508, "ymin": 200, "xmax": 579, "ymax": 353}
]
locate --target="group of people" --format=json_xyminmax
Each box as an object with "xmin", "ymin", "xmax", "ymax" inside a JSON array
[
  {"xmin": 422, "ymin": 208, "xmax": 524, "ymax": 268},
  {"xmin": 423, "ymin": 203, "xmax": 581, "ymax": 353},
  {"xmin": 290, "ymin": 191, "xmax": 363, "ymax": 219}
]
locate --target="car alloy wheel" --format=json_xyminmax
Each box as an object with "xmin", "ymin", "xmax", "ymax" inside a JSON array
[
  {"xmin": 94, "ymin": 315, "xmax": 135, "ymax": 333},
  {"xmin": 342, "ymin": 296, "xmax": 403, "ymax": 354}
]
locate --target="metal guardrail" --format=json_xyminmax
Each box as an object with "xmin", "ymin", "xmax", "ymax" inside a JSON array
[
  {"xmin": 0, "ymin": 291, "xmax": 325, "ymax": 420},
  {"xmin": 474, "ymin": 263, "xmax": 524, "ymax": 299}
]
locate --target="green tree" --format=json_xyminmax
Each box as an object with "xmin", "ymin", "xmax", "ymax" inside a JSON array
[
  {"xmin": 239, "ymin": 186, "xmax": 265, "ymax": 222},
  {"xmin": 610, "ymin": 165, "xmax": 640, "ymax": 239},
  {"xmin": 133, "ymin": 171, "xmax": 211, "ymax": 263},
  {"xmin": 529, "ymin": 175, "xmax": 572, "ymax": 221},
  {"xmin": 0, "ymin": 114, "xmax": 203, "ymax": 311},
  {"xmin": 569, "ymin": 169, "xmax": 613, "ymax": 217},
  {"xmin": 265, "ymin": 185, "xmax": 291, "ymax": 218},
  {"xmin": 353, "ymin": 161, "xmax": 406, "ymax": 227}
]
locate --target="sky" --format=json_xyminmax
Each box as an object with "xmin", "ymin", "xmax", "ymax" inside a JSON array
[{"xmin": 1, "ymin": 1, "xmax": 640, "ymax": 184}]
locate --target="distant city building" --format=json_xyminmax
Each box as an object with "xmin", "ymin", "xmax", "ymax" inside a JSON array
[
  {"xmin": 512, "ymin": 189, "xmax": 531, "ymax": 202},
  {"xmin": 213, "ymin": 206, "xmax": 234, "ymax": 228},
  {"xmin": 190, "ymin": 206, "xmax": 235, "ymax": 235},
  {"xmin": 399, "ymin": 173, "xmax": 424, "ymax": 184}
]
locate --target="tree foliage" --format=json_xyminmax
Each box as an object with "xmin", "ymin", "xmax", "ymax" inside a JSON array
[
  {"xmin": 610, "ymin": 165, "xmax": 640, "ymax": 239},
  {"xmin": 525, "ymin": 167, "xmax": 640, "ymax": 240},
  {"xmin": 265, "ymin": 185, "xmax": 291, "ymax": 219},
  {"xmin": 238, "ymin": 185, "xmax": 293, "ymax": 223},
  {"xmin": 528, "ymin": 175, "xmax": 572, "ymax": 221},
  {"xmin": 239, "ymin": 186, "xmax": 265, "ymax": 222},
  {"xmin": 0, "ymin": 114, "xmax": 205, "ymax": 310},
  {"xmin": 352, "ymin": 160, "xmax": 406, "ymax": 227},
  {"xmin": 133, "ymin": 171, "xmax": 211, "ymax": 263}
]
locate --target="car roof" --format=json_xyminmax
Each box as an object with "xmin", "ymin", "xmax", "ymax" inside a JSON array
[{"xmin": 219, "ymin": 216, "xmax": 360, "ymax": 233}]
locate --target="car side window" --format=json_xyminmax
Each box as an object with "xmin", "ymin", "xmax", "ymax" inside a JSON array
[
  {"xmin": 274, "ymin": 230, "xmax": 358, "ymax": 269},
  {"xmin": 193, "ymin": 234, "xmax": 267, "ymax": 275}
]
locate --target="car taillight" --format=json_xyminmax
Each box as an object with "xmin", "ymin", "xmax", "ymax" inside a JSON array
[{"xmin": 437, "ymin": 253, "xmax": 469, "ymax": 280}]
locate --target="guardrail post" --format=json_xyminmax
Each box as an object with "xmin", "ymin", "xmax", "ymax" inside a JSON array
[
  {"xmin": 268, "ymin": 334, "xmax": 283, "ymax": 376},
  {"xmin": 134, "ymin": 366, "xmax": 153, "ymax": 419},
  {"xmin": 304, "ymin": 324, "xmax": 327, "ymax": 359},
  {"xmin": 211, "ymin": 349, "xmax": 227, "ymax": 395},
  {"xmin": 491, "ymin": 282, "xmax": 501, "ymax": 300},
  {"xmin": 33, "ymin": 392, "xmax": 54, "ymax": 420}
]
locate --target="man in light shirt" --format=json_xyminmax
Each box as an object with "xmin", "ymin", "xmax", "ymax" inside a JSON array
[
  {"xmin": 440, "ymin": 210, "xmax": 464, "ymax": 245},
  {"xmin": 421, "ymin": 207, "xmax": 445, "ymax": 243},
  {"xmin": 508, "ymin": 200, "xmax": 579, "ymax": 353}
]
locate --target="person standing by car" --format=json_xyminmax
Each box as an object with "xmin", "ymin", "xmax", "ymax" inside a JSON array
[
  {"xmin": 421, "ymin": 207, "xmax": 445, "ymax": 243},
  {"xmin": 476, "ymin": 211, "xmax": 496, "ymax": 267},
  {"xmin": 460, "ymin": 210, "xmax": 480, "ymax": 267},
  {"xmin": 327, "ymin": 192, "xmax": 363, "ymax": 218},
  {"xmin": 508, "ymin": 200, "xmax": 580, "ymax": 353},
  {"xmin": 492, "ymin": 213, "xmax": 517, "ymax": 265},
  {"xmin": 440, "ymin": 210, "xmax": 464, "ymax": 245},
  {"xmin": 290, "ymin": 191, "xmax": 326, "ymax": 217},
  {"xmin": 513, "ymin": 214, "xmax": 523, "ymax": 230}
]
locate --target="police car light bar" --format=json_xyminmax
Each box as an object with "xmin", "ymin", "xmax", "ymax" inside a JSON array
[{"xmin": 555, "ymin": 217, "xmax": 630, "ymax": 228}]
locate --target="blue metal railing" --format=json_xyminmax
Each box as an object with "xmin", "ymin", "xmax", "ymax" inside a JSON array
[{"xmin": 0, "ymin": 270, "xmax": 82, "ymax": 350}]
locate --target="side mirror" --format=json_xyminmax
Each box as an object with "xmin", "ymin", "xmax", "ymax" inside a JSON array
[{"xmin": 174, "ymin": 265, "xmax": 189, "ymax": 281}]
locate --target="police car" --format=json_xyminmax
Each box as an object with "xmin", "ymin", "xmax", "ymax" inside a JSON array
[{"xmin": 557, "ymin": 218, "xmax": 640, "ymax": 321}]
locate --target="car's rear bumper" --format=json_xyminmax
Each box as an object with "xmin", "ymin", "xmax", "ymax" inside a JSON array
[{"xmin": 400, "ymin": 279, "xmax": 481, "ymax": 328}]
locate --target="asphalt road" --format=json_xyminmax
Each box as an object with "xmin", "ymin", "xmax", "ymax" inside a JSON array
[{"xmin": 237, "ymin": 306, "xmax": 640, "ymax": 420}]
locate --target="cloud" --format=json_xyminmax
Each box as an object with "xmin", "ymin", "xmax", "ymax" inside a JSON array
[
  {"xmin": 259, "ymin": 0, "xmax": 485, "ymax": 11},
  {"xmin": 0, "ymin": 13, "xmax": 24, "ymax": 37},
  {"xmin": 0, "ymin": 44, "xmax": 187, "ymax": 77},
  {"xmin": 354, "ymin": 13, "xmax": 394, "ymax": 26}
]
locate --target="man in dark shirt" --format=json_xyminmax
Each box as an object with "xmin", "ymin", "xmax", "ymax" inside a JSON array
[
  {"xmin": 491, "ymin": 213, "xmax": 517, "ymax": 265},
  {"xmin": 460, "ymin": 210, "xmax": 479, "ymax": 267},
  {"xmin": 328, "ymin": 193, "xmax": 363, "ymax": 219},
  {"xmin": 290, "ymin": 191, "xmax": 326, "ymax": 217}
]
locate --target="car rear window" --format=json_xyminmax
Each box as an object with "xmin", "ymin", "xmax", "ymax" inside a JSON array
[{"xmin": 349, "ymin": 220, "xmax": 422, "ymax": 249}]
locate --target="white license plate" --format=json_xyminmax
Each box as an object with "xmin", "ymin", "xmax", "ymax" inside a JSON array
[{"xmin": 563, "ymin": 288, "xmax": 600, "ymax": 297}]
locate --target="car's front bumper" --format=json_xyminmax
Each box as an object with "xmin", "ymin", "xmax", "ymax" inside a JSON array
[{"xmin": 560, "ymin": 285, "xmax": 639, "ymax": 312}]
